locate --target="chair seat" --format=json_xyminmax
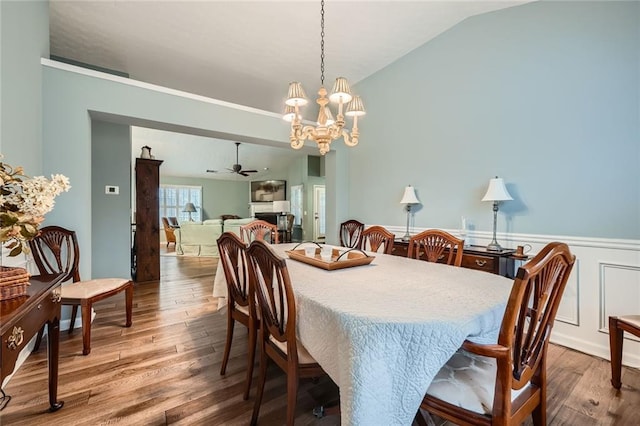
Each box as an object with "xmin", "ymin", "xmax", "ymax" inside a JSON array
[
  {"xmin": 269, "ymin": 335, "xmax": 317, "ymax": 365},
  {"xmin": 427, "ymin": 349, "xmax": 528, "ymax": 415},
  {"xmin": 62, "ymin": 278, "xmax": 131, "ymax": 300},
  {"xmin": 235, "ymin": 303, "xmax": 249, "ymax": 316},
  {"xmin": 619, "ymin": 315, "xmax": 640, "ymax": 329}
]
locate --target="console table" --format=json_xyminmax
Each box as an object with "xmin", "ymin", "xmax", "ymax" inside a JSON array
[
  {"xmin": 391, "ymin": 240, "xmax": 517, "ymax": 278},
  {"xmin": 1, "ymin": 274, "xmax": 65, "ymax": 412}
]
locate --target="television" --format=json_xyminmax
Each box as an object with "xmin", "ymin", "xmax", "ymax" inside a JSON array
[{"xmin": 250, "ymin": 180, "xmax": 286, "ymax": 203}]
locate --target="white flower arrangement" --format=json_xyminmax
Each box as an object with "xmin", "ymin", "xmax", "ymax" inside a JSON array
[{"xmin": 0, "ymin": 154, "xmax": 71, "ymax": 256}]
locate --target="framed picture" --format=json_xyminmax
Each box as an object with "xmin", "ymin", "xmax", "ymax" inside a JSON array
[{"xmin": 250, "ymin": 180, "xmax": 286, "ymax": 202}]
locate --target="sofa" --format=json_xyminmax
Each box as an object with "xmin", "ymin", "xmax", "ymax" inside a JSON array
[
  {"xmin": 175, "ymin": 219, "xmax": 223, "ymax": 256},
  {"xmin": 222, "ymin": 218, "xmax": 256, "ymax": 239}
]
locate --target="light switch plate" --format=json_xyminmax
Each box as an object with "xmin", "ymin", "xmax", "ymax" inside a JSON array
[{"xmin": 105, "ymin": 185, "xmax": 119, "ymax": 195}]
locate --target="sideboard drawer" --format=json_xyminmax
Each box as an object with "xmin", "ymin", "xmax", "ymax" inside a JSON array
[
  {"xmin": 2, "ymin": 288, "xmax": 57, "ymax": 356},
  {"xmin": 390, "ymin": 243, "xmax": 409, "ymax": 258},
  {"xmin": 461, "ymin": 254, "xmax": 497, "ymax": 274},
  {"xmin": 391, "ymin": 240, "xmax": 515, "ymax": 278}
]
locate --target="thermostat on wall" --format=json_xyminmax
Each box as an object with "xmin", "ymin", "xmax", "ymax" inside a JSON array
[{"xmin": 105, "ymin": 185, "xmax": 119, "ymax": 195}]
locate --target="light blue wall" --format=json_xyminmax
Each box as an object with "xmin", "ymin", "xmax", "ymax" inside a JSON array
[
  {"xmin": 91, "ymin": 121, "xmax": 132, "ymax": 278},
  {"xmin": 0, "ymin": 0, "xmax": 48, "ymax": 173},
  {"xmin": 42, "ymin": 64, "xmax": 292, "ymax": 279},
  {"xmin": 351, "ymin": 1, "xmax": 639, "ymax": 239},
  {"xmin": 160, "ymin": 176, "xmax": 251, "ymax": 220},
  {"xmin": 285, "ymin": 155, "xmax": 327, "ymax": 241}
]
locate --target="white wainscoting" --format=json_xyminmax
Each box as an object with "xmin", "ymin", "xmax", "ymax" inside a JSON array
[{"xmin": 380, "ymin": 225, "xmax": 640, "ymax": 369}]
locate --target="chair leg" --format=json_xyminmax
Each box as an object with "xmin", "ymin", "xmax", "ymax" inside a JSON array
[
  {"xmin": 220, "ymin": 312, "xmax": 235, "ymax": 376},
  {"xmin": 532, "ymin": 386, "xmax": 547, "ymax": 425},
  {"xmin": 69, "ymin": 305, "xmax": 79, "ymax": 333},
  {"xmin": 32, "ymin": 326, "xmax": 45, "ymax": 353},
  {"xmin": 243, "ymin": 319, "xmax": 258, "ymax": 400},
  {"xmin": 286, "ymin": 368, "xmax": 299, "ymax": 426},
  {"xmin": 81, "ymin": 302, "xmax": 92, "ymax": 355},
  {"xmin": 250, "ymin": 347, "xmax": 269, "ymax": 426},
  {"xmin": 125, "ymin": 283, "xmax": 133, "ymax": 327},
  {"xmin": 609, "ymin": 316, "xmax": 624, "ymax": 389}
]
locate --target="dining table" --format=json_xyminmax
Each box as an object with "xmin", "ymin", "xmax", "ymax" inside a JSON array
[{"xmin": 212, "ymin": 243, "xmax": 513, "ymax": 426}]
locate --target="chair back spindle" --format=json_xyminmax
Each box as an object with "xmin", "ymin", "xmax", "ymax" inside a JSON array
[
  {"xmin": 241, "ymin": 220, "xmax": 279, "ymax": 244},
  {"xmin": 360, "ymin": 225, "xmax": 395, "ymax": 254},
  {"xmin": 501, "ymin": 242, "xmax": 575, "ymax": 389},
  {"xmin": 28, "ymin": 225, "xmax": 80, "ymax": 282},
  {"xmin": 247, "ymin": 241, "xmax": 296, "ymax": 353},
  {"xmin": 339, "ymin": 219, "xmax": 365, "ymax": 248},
  {"xmin": 408, "ymin": 229, "xmax": 464, "ymax": 267},
  {"xmin": 217, "ymin": 232, "xmax": 252, "ymax": 313}
]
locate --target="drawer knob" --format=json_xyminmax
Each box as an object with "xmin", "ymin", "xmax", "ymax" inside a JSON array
[
  {"xmin": 51, "ymin": 290, "xmax": 62, "ymax": 303},
  {"xmin": 475, "ymin": 260, "xmax": 487, "ymax": 267},
  {"xmin": 7, "ymin": 326, "xmax": 24, "ymax": 350}
]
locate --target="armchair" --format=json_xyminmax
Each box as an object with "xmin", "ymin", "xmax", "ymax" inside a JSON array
[{"xmin": 162, "ymin": 217, "xmax": 177, "ymax": 248}]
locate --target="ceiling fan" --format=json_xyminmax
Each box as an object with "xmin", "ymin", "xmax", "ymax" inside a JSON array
[{"xmin": 207, "ymin": 142, "xmax": 258, "ymax": 177}]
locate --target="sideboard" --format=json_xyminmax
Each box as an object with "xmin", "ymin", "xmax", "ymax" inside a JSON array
[
  {"xmin": 1, "ymin": 274, "xmax": 65, "ymax": 412},
  {"xmin": 391, "ymin": 240, "xmax": 517, "ymax": 278}
]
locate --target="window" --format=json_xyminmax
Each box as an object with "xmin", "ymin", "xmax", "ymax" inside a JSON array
[
  {"xmin": 159, "ymin": 185, "xmax": 202, "ymax": 224},
  {"xmin": 291, "ymin": 185, "xmax": 303, "ymax": 227}
]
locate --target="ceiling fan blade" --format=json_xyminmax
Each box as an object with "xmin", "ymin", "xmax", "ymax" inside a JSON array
[
  {"xmin": 242, "ymin": 170, "xmax": 258, "ymax": 173},
  {"xmin": 240, "ymin": 172, "xmax": 249, "ymax": 177},
  {"xmin": 206, "ymin": 169, "xmax": 218, "ymax": 173}
]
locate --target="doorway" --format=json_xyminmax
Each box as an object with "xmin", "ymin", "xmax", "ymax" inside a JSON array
[{"xmin": 313, "ymin": 185, "xmax": 326, "ymax": 242}]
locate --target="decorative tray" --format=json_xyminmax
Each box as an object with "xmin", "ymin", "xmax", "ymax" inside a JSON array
[{"xmin": 286, "ymin": 248, "xmax": 375, "ymax": 271}]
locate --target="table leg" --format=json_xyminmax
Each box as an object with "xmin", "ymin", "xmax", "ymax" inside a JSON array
[{"xmin": 47, "ymin": 319, "xmax": 64, "ymax": 412}]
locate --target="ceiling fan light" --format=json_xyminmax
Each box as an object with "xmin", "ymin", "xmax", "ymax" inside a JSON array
[
  {"xmin": 345, "ymin": 95, "xmax": 366, "ymax": 117},
  {"xmin": 285, "ymin": 82, "xmax": 308, "ymax": 107},
  {"xmin": 329, "ymin": 77, "xmax": 353, "ymax": 104}
]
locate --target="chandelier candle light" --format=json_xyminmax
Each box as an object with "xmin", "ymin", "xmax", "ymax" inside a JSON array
[
  {"xmin": 400, "ymin": 185, "xmax": 420, "ymax": 242},
  {"xmin": 481, "ymin": 176, "xmax": 513, "ymax": 251},
  {"xmin": 284, "ymin": 0, "xmax": 365, "ymax": 156}
]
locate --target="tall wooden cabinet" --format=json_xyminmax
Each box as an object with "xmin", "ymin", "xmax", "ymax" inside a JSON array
[{"xmin": 135, "ymin": 158, "xmax": 163, "ymax": 282}]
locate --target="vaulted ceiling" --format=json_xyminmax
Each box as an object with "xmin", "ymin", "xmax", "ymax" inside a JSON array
[{"xmin": 50, "ymin": 0, "xmax": 531, "ymax": 179}]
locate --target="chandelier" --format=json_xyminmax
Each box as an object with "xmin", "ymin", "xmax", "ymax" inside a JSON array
[{"xmin": 284, "ymin": 0, "xmax": 365, "ymax": 156}]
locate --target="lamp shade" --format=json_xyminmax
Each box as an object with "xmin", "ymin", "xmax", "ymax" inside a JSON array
[
  {"xmin": 345, "ymin": 95, "xmax": 366, "ymax": 117},
  {"xmin": 283, "ymin": 105, "xmax": 297, "ymax": 122},
  {"xmin": 183, "ymin": 202, "xmax": 197, "ymax": 213},
  {"xmin": 481, "ymin": 177, "xmax": 513, "ymax": 202},
  {"xmin": 285, "ymin": 82, "xmax": 308, "ymax": 107},
  {"xmin": 272, "ymin": 200, "xmax": 290, "ymax": 213},
  {"xmin": 400, "ymin": 185, "xmax": 420, "ymax": 205},
  {"xmin": 329, "ymin": 77, "xmax": 353, "ymax": 104}
]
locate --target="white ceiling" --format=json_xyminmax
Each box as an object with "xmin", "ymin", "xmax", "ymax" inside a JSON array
[{"xmin": 50, "ymin": 0, "xmax": 531, "ymax": 179}]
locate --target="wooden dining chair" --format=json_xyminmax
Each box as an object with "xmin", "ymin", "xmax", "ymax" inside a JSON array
[
  {"xmin": 360, "ymin": 225, "xmax": 395, "ymax": 254},
  {"xmin": 339, "ymin": 219, "xmax": 364, "ymax": 248},
  {"xmin": 28, "ymin": 226, "xmax": 133, "ymax": 355},
  {"xmin": 247, "ymin": 240, "xmax": 327, "ymax": 426},
  {"xmin": 417, "ymin": 242, "xmax": 575, "ymax": 426},
  {"xmin": 216, "ymin": 232, "xmax": 257, "ymax": 400},
  {"xmin": 408, "ymin": 229, "xmax": 464, "ymax": 267},
  {"xmin": 240, "ymin": 219, "xmax": 279, "ymax": 244},
  {"xmin": 609, "ymin": 315, "xmax": 640, "ymax": 389}
]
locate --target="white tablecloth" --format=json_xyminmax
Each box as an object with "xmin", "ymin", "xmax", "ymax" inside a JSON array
[{"xmin": 213, "ymin": 243, "xmax": 512, "ymax": 425}]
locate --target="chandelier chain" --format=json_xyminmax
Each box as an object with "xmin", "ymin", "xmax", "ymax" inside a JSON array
[{"xmin": 320, "ymin": 0, "xmax": 325, "ymax": 86}]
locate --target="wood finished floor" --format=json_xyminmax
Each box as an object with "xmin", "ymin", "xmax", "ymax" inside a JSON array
[{"xmin": 1, "ymin": 247, "xmax": 639, "ymax": 425}]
